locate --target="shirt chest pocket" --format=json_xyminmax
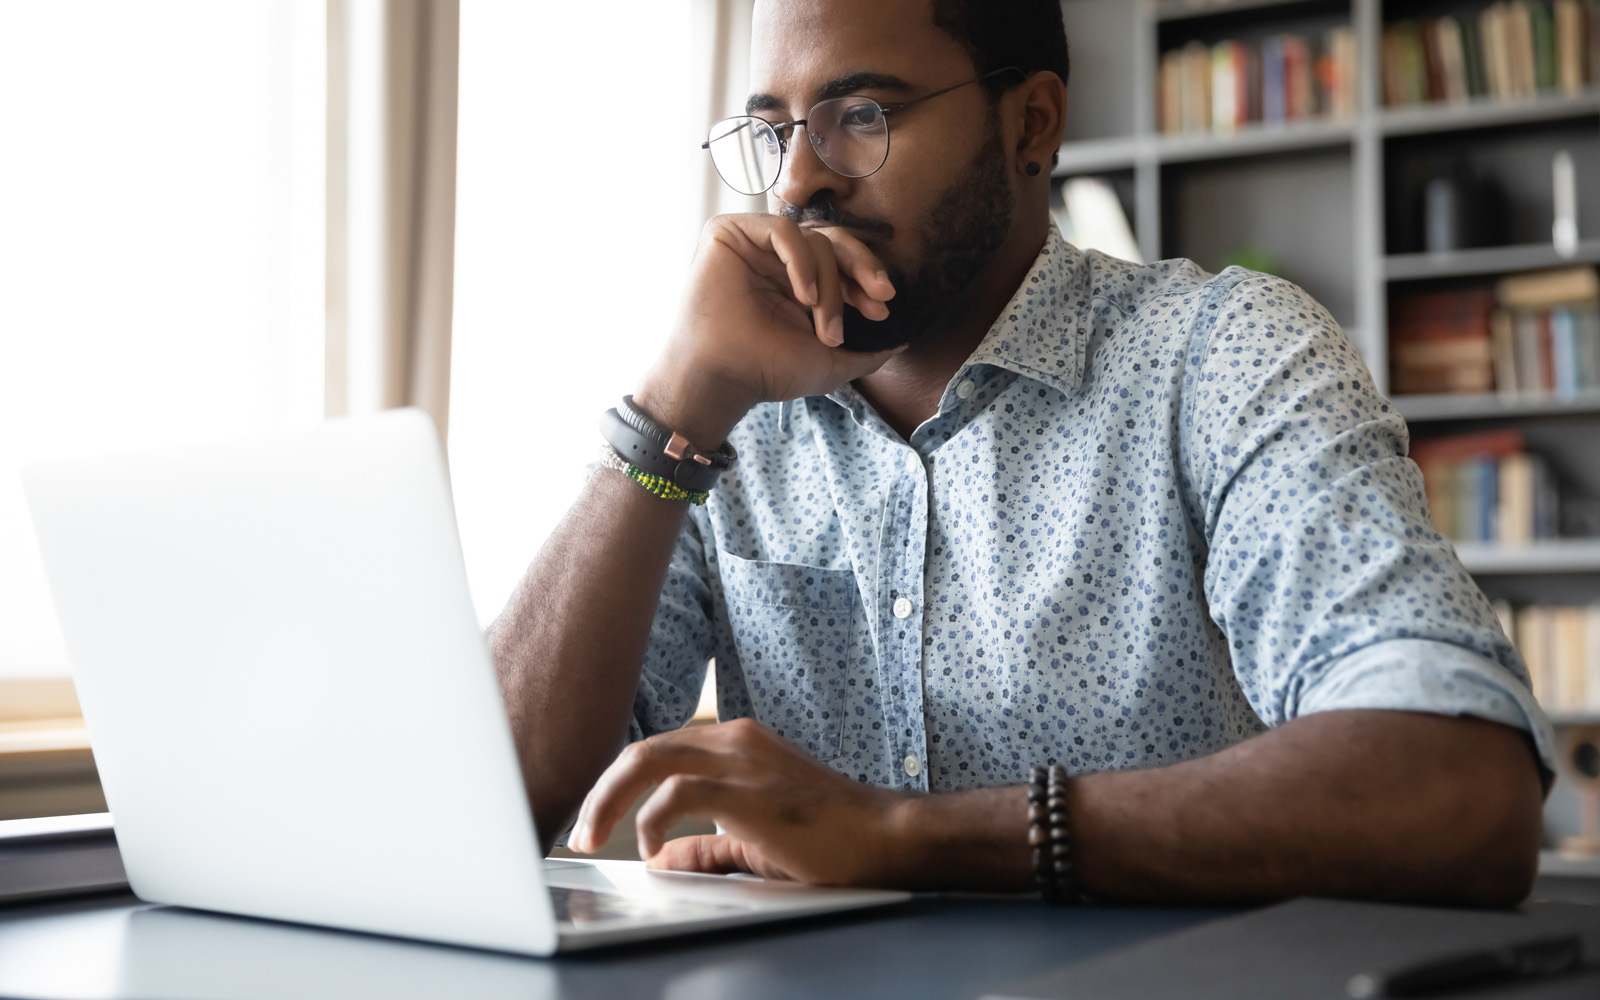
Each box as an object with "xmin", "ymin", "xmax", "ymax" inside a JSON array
[{"xmin": 717, "ymin": 552, "xmax": 855, "ymax": 762}]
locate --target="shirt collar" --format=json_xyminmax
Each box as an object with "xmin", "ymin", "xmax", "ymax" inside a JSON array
[{"xmin": 960, "ymin": 224, "xmax": 1089, "ymax": 399}]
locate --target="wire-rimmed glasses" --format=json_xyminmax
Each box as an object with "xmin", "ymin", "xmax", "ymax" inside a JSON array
[{"xmin": 702, "ymin": 66, "xmax": 1023, "ymax": 196}]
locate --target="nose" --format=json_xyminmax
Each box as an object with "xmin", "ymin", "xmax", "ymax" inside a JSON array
[{"xmin": 770, "ymin": 123, "xmax": 850, "ymax": 213}]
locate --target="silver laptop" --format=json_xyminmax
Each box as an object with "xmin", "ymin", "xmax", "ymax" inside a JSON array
[{"xmin": 22, "ymin": 409, "xmax": 908, "ymax": 954}]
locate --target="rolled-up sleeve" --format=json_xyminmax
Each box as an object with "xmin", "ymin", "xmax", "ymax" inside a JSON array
[
  {"xmin": 1178, "ymin": 271, "xmax": 1556, "ymax": 778},
  {"xmin": 626, "ymin": 504, "xmax": 718, "ymax": 743}
]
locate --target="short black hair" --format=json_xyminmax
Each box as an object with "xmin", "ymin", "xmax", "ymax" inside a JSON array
[{"xmin": 930, "ymin": 0, "xmax": 1070, "ymax": 97}]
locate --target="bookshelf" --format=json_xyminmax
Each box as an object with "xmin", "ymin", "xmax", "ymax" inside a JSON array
[{"xmin": 1056, "ymin": 0, "xmax": 1600, "ymax": 843}]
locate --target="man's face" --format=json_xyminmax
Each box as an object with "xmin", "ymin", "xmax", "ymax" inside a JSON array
[{"xmin": 748, "ymin": 0, "xmax": 1016, "ymax": 351}]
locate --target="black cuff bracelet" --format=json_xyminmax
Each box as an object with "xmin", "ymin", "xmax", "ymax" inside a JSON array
[
  {"xmin": 600, "ymin": 395, "xmax": 738, "ymax": 494},
  {"xmin": 1028, "ymin": 763, "xmax": 1082, "ymax": 905}
]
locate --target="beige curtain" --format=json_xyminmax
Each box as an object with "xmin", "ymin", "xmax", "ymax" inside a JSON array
[
  {"xmin": 325, "ymin": 0, "xmax": 460, "ymax": 445},
  {"xmin": 693, "ymin": 0, "xmax": 763, "ymax": 222}
]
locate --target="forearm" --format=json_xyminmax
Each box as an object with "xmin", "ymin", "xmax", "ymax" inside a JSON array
[
  {"xmin": 892, "ymin": 711, "xmax": 1543, "ymax": 904},
  {"xmin": 487, "ymin": 470, "xmax": 693, "ymax": 850},
  {"xmin": 489, "ymin": 375, "xmax": 750, "ymax": 850}
]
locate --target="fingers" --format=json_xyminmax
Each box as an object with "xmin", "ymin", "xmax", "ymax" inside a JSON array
[
  {"xmin": 634, "ymin": 774, "xmax": 740, "ymax": 861},
  {"xmin": 726, "ymin": 216, "xmax": 895, "ymax": 339},
  {"xmin": 764, "ymin": 221, "xmax": 823, "ymax": 315},
  {"xmin": 570, "ymin": 738, "xmax": 738, "ymax": 854},
  {"xmin": 804, "ymin": 232, "xmax": 845, "ymax": 347},
  {"xmin": 645, "ymin": 833, "xmax": 754, "ymax": 875},
  {"xmin": 813, "ymin": 228, "xmax": 896, "ymax": 321}
]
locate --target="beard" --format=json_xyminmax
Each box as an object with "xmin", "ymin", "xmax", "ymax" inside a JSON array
[{"xmin": 838, "ymin": 122, "xmax": 1015, "ymax": 353}]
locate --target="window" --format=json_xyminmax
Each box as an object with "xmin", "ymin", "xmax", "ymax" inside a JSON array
[
  {"xmin": 0, "ymin": 3, "xmax": 324, "ymax": 684},
  {"xmin": 448, "ymin": 3, "xmax": 698, "ymax": 623}
]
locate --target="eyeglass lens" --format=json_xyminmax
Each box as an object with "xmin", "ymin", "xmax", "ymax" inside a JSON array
[{"xmin": 705, "ymin": 96, "xmax": 890, "ymax": 196}]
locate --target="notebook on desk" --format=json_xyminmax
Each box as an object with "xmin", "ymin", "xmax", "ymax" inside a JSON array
[
  {"xmin": 21, "ymin": 409, "xmax": 909, "ymax": 955},
  {"xmin": 984, "ymin": 897, "xmax": 1600, "ymax": 1000}
]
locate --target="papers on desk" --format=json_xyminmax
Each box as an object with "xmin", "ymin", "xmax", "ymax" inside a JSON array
[{"xmin": 0, "ymin": 811, "xmax": 128, "ymax": 903}]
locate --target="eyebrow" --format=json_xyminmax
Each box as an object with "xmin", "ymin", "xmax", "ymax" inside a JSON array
[{"xmin": 744, "ymin": 71, "xmax": 917, "ymax": 115}]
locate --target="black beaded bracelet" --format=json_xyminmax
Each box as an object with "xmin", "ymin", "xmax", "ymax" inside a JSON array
[{"xmin": 1027, "ymin": 763, "xmax": 1081, "ymax": 904}]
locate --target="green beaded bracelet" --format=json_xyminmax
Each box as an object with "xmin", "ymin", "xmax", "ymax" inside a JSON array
[{"xmin": 599, "ymin": 447, "xmax": 709, "ymax": 506}]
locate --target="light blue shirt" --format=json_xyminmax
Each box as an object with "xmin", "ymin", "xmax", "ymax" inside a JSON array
[{"xmin": 626, "ymin": 225, "xmax": 1555, "ymax": 791}]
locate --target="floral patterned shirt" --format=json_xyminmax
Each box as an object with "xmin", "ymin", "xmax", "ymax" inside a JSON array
[{"xmin": 624, "ymin": 225, "xmax": 1555, "ymax": 792}]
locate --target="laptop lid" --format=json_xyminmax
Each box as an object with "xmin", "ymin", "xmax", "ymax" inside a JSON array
[{"xmin": 23, "ymin": 409, "xmax": 558, "ymax": 955}]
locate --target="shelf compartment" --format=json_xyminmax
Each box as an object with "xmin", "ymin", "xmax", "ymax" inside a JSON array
[
  {"xmin": 1385, "ymin": 241, "xmax": 1600, "ymax": 282},
  {"xmin": 1396, "ymin": 389, "xmax": 1600, "ymax": 423},
  {"xmin": 1384, "ymin": 120, "xmax": 1600, "ymax": 255},
  {"xmin": 1380, "ymin": 90, "xmax": 1600, "ymax": 139},
  {"xmin": 1454, "ymin": 540, "xmax": 1600, "ymax": 575},
  {"xmin": 1163, "ymin": 146, "xmax": 1356, "ymax": 327}
]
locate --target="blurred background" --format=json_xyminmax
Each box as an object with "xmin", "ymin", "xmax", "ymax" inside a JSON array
[{"xmin": 2, "ymin": 0, "xmax": 1598, "ymax": 859}]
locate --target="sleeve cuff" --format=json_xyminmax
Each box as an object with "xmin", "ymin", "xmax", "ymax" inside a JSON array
[{"xmin": 1293, "ymin": 638, "xmax": 1557, "ymax": 792}]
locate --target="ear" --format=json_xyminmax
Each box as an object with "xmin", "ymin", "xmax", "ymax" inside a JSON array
[{"xmin": 1011, "ymin": 71, "xmax": 1067, "ymax": 178}]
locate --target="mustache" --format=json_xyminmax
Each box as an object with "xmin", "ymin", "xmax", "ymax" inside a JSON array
[{"xmin": 778, "ymin": 197, "xmax": 895, "ymax": 241}]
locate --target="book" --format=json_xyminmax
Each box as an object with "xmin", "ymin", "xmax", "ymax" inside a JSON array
[
  {"xmin": 1212, "ymin": 42, "xmax": 1237, "ymax": 134},
  {"xmin": 1532, "ymin": 0, "xmax": 1558, "ymax": 90},
  {"xmin": 1409, "ymin": 430, "xmax": 1559, "ymax": 543},
  {"xmin": 1182, "ymin": 40, "xmax": 1211, "ymax": 133},
  {"xmin": 1262, "ymin": 36, "xmax": 1285, "ymax": 124},
  {"xmin": 1435, "ymin": 16, "xmax": 1471, "ymax": 102},
  {"xmin": 1497, "ymin": 452, "xmax": 1536, "ymax": 545},
  {"xmin": 1556, "ymin": 606, "xmax": 1588, "ymax": 710},
  {"xmin": 1557, "ymin": 0, "xmax": 1587, "ymax": 94},
  {"xmin": 1516, "ymin": 605, "xmax": 1550, "ymax": 701},
  {"xmin": 1157, "ymin": 30, "xmax": 1356, "ymax": 133},
  {"xmin": 1483, "ymin": 3, "xmax": 1512, "ymax": 99},
  {"xmin": 1587, "ymin": 604, "xmax": 1600, "ymax": 712},
  {"xmin": 1507, "ymin": 1, "xmax": 1538, "ymax": 96},
  {"xmin": 1498, "ymin": 266, "xmax": 1600, "ymax": 308},
  {"xmin": 1491, "ymin": 309, "xmax": 1520, "ymax": 394},
  {"xmin": 1390, "ymin": 288, "xmax": 1497, "ymax": 395},
  {"xmin": 1159, "ymin": 50, "xmax": 1185, "ymax": 133},
  {"xmin": 1328, "ymin": 28, "xmax": 1360, "ymax": 117},
  {"xmin": 1459, "ymin": 13, "xmax": 1489, "ymax": 97}
]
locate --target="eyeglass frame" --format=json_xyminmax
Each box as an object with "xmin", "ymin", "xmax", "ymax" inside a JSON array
[{"xmin": 700, "ymin": 65, "xmax": 1025, "ymax": 195}]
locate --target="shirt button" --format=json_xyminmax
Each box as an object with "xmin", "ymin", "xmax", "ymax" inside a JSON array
[
  {"xmin": 893, "ymin": 597, "xmax": 914, "ymax": 619},
  {"xmin": 903, "ymin": 754, "xmax": 922, "ymax": 777},
  {"xmin": 956, "ymin": 379, "xmax": 976, "ymax": 400}
]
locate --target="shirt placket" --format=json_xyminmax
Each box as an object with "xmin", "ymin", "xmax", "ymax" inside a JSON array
[{"xmin": 878, "ymin": 444, "xmax": 931, "ymax": 791}]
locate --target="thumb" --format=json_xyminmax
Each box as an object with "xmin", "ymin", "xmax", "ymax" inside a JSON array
[{"xmin": 644, "ymin": 833, "xmax": 754, "ymax": 875}]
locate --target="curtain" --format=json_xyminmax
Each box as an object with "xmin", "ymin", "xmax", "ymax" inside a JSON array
[{"xmin": 326, "ymin": 0, "xmax": 460, "ymax": 445}]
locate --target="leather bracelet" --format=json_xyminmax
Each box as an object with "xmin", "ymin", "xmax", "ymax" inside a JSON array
[
  {"xmin": 1027, "ymin": 763, "xmax": 1082, "ymax": 904},
  {"xmin": 599, "ymin": 395, "xmax": 737, "ymax": 493}
]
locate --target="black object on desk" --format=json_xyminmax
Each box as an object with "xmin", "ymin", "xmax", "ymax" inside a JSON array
[{"xmin": 985, "ymin": 897, "xmax": 1600, "ymax": 1000}]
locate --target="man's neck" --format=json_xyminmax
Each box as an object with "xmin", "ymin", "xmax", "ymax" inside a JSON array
[{"xmin": 853, "ymin": 214, "xmax": 1050, "ymax": 442}]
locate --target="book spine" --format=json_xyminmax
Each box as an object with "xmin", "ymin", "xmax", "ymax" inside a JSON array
[
  {"xmin": 1264, "ymin": 36, "xmax": 1285, "ymax": 124},
  {"xmin": 1533, "ymin": 0, "xmax": 1559, "ymax": 90},
  {"xmin": 1587, "ymin": 602, "xmax": 1600, "ymax": 712}
]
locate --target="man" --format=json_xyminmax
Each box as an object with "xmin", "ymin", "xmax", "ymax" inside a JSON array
[{"xmin": 490, "ymin": 0, "xmax": 1553, "ymax": 904}]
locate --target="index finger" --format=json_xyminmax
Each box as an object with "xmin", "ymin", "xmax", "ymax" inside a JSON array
[
  {"xmin": 808, "ymin": 226, "xmax": 896, "ymax": 303},
  {"xmin": 570, "ymin": 733, "xmax": 740, "ymax": 854}
]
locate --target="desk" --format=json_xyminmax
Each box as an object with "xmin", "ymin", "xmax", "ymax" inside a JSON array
[{"xmin": 0, "ymin": 876, "xmax": 1596, "ymax": 1000}]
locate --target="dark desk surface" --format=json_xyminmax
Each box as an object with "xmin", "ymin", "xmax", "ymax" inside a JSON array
[{"xmin": 1, "ymin": 876, "xmax": 1595, "ymax": 1000}]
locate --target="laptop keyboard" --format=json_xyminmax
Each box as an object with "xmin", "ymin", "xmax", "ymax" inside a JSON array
[{"xmin": 547, "ymin": 884, "xmax": 747, "ymax": 927}]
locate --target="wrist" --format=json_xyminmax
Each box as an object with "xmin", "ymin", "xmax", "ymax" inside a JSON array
[
  {"xmin": 876, "ymin": 786, "xmax": 1035, "ymax": 892},
  {"xmin": 634, "ymin": 366, "xmax": 754, "ymax": 454}
]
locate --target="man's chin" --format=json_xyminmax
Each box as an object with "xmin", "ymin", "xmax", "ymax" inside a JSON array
[{"xmin": 839, "ymin": 303, "xmax": 925, "ymax": 353}]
